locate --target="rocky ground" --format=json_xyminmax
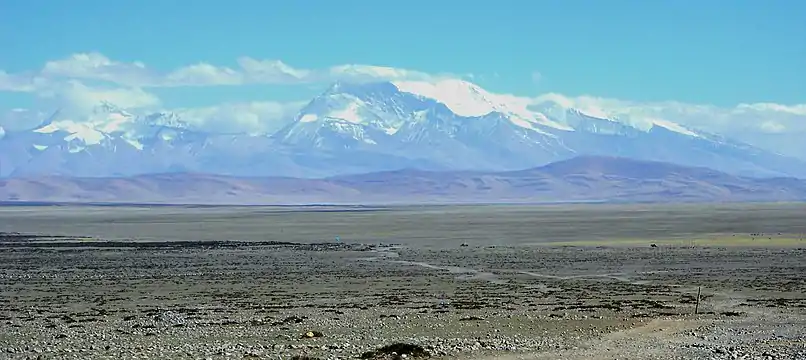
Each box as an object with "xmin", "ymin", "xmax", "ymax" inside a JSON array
[
  {"xmin": 0, "ymin": 204, "xmax": 805, "ymax": 360},
  {"xmin": 0, "ymin": 204, "xmax": 806, "ymax": 360}
]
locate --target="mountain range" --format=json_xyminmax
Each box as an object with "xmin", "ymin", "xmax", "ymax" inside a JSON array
[
  {"xmin": 0, "ymin": 79, "xmax": 804, "ymax": 180},
  {"xmin": 2, "ymin": 156, "xmax": 805, "ymax": 204}
]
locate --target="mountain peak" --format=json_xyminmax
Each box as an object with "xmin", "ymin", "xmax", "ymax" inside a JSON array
[
  {"xmin": 142, "ymin": 111, "xmax": 189, "ymax": 129},
  {"xmin": 2, "ymin": 79, "xmax": 804, "ymax": 180},
  {"xmin": 389, "ymin": 79, "xmax": 572, "ymax": 132},
  {"xmin": 93, "ymin": 101, "xmax": 131, "ymax": 116},
  {"xmin": 324, "ymin": 80, "xmax": 345, "ymax": 93},
  {"xmin": 390, "ymin": 79, "xmax": 495, "ymax": 118}
]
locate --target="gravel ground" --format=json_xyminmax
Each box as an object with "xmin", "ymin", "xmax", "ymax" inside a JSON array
[{"xmin": 0, "ymin": 204, "xmax": 805, "ymax": 360}]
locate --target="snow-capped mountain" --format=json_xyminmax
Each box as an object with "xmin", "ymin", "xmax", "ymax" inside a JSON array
[
  {"xmin": 273, "ymin": 80, "xmax": 576, "ymax": 169},
  {"xmin": 0, "ymin": 103, "xmax": 223, "ymax": 177},
  {"xmin": 1, "ymin": 79, "xmax": 805, "ymax": 179}
]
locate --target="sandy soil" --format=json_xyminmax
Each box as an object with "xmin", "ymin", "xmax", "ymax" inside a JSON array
[{"xmin": 0, "ymin": 204, "xmax": 805, "ymax": 360}]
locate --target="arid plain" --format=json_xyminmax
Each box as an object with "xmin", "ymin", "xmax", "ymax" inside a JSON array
[{"xmin": 1, "ymin": 203, "xmax": 805, "ymax": 360}]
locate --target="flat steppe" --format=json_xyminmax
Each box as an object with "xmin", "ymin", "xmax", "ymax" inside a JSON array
[{"xmin": 1, "ymin": 203, "xmax": 805, "ymax": 360}]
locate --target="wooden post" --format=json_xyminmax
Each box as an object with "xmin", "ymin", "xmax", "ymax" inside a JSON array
[{"xmin": 694, "ymin": 286, "xmax": 701, "ymax": 315}]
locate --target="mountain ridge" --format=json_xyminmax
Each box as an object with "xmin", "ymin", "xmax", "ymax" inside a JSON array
[
  {"xmin": 2, "ymin": 156, "xmax": 804, "ymax": 205},
  {"xmin": 1, "ymin": 79, "xmax": 804, "ymax": 179}
]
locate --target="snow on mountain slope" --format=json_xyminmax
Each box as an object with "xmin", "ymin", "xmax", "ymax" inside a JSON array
[
  {"xmin": 277, "ymin": 80, "xmax": 575, "ymax": 153},
  {"xmin": 274, "ymin": 82, "xmax": 412, "ymax": 148},
  {"xmin": 530, "ymin": 97, "xmax": 704, "ymax": 139},
  {"xmin": 2, "ymin": 78, "xmax": 805, "ymax": 179},
  {"xmin": 649, "ymin": 119, "xmax": 700, "ymax": 138},
  {"xmin": 27, "ymin": 102, "xmax": 193, "ymax": 152},
  {"xmin": 392, "ymin": 79, "xmax": 572, "ymax": 134},
  {"xmin": 391, "ymin": 79, "xmax": 703, "ymax": 140}
]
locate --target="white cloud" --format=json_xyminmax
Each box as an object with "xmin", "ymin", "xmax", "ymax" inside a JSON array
[
  {"xmin": 3, "ymin": 52, "xmax": 444, "ymax": 89},
  {"xmin": 236, "ymin": 57, "xmax": 312, "ymax": 83},
  {"xmin": 38, "ymin": 80, "xmax": 161, "ymax": 115},
  {"xmin": 735, "ymin": 102, "xmax": 806, "ymax": 116},
  {"xmin": 759, "ymin": 121, "xmax": 786, "ymax": 134},
  {"xmin": 41, "ymin": 53, "xmax": 153, "ymax": 87},
  {"xmin": 0, "ymin": 70, "xmax": 39, "ymax": 92},
  {"xmin": 529, "ymin": 93, "xmax": 806, "ymax": 137},
  {"xmin": 525, "ymin": 93, "xmax": 806, "ymax": 158},
  {"xmin": 328, "ymin": 64, "xmax": 434, "ymax": 82},
  {"xmin": 172, "ymin": 101, "xmax": 305, "ymax": 134},
  {"xmin": 2, "ymin": 52, "xmax": 804, "ymax": 159},
  {"xmin": 165, "ymin": 63, "xmax": 244, "ymax": 86}
]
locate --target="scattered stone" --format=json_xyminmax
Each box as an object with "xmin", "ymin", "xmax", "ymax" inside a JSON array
[
  {"xmin": 360, "ymin": 343, "xmax": 430, "ymax": 360},
  {"xmin": 302, "ymin": 331, "xmax": 324, "ymax": 339}
]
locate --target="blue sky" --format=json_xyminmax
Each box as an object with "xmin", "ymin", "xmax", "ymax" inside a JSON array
[
  {"xmin": 0, "ymin": 0, "xmax": 804, "ymax": 137},
  {"xmin": 2, "ymin": 0, "xmax": 805, "ymax": 104}
]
